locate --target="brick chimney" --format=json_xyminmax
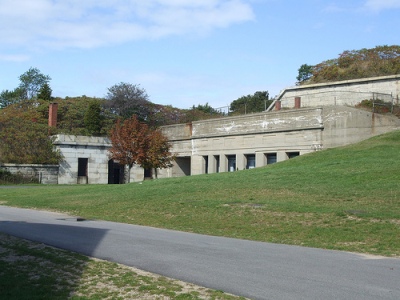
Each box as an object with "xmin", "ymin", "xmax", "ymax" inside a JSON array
[
  {"xmin": 48, "ymin": 103, "xmax": 58, "ymax": 127},
  {"xmin": 294, "ymin": 97, "xmax": 301, "ymax": 109},
  {"xmin": 275, "ymin": 100, "xmax": 281, "ymax": 111}
]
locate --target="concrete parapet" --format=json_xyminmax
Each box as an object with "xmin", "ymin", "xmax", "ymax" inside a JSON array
[
  {"xmin": 188, "ymin": 108, "xmax": 323, "ymax": 139},
  {"xmin": 53, "ymin": 134, "xmax": 111, "ymax": 147},
  {"xmin": 161, "ymin": 123, "xmax": 192, "ymax": 140}
]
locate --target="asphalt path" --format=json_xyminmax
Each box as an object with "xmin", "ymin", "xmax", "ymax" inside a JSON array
[{"xmin": 0, "ymin": 205, "xmax": 399, "ymax": 300}]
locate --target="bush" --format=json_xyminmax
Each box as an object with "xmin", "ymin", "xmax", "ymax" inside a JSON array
[{"xmin": 356, "ymin": 99, "xmax": 392, "ymax": 114}]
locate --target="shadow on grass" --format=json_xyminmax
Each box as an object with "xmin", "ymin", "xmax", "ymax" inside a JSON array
[{"xmin": 0, "ymin": 221, "xmax": 108, "ymax": 299}]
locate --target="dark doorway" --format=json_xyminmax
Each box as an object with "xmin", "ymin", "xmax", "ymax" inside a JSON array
[
  {"xmin": 214, "ymin": 155, "xmax": 220, "ymax": 173},
  {"xmin": 108, "ymin": 160, "xmax": 124, "ymax": 184},
  {"xmin": 78, "ymin": 158, "xmax": 88, "ymax": 176},
  {"xmin": 287, "ymin": 151, "xmax": 300, "ymax": 159},
  {"xmin": 175, "ymin": 157, "xmax": 191, "ymax": 176},
  {"xmin": 203, "ymin": 156, "xmax": 209, "ymax": 174},
  {"xmin": 77, "ymin": 158, "xmax": 88, "ymax": 184},
  {"xmin": 144, "ymin": 168, "xmax": 152, "ymax": 179}
]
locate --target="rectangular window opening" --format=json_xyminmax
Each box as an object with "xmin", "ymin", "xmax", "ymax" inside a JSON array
[
  {"xmin": 227, "ymin": 155, "xmax": 236, "ymax": 172},
  {"xmin": 245, "ymin": 154, "xmax": 256, "ymax": 169},
  {"xmin": 266, "ymin": 153, "xmax": 277, "ymax": 165}
]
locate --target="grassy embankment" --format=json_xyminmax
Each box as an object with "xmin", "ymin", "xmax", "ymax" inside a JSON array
[{"xmin": 1, "ymin": 130, "xmax": 399, "ymax": 257}]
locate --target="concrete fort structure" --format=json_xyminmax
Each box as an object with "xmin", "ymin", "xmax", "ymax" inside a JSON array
[
  {"xmin": 51, "ymin": 75, "xmax": 400, "ymax": 184},
  {"xmin": 157, "ymin": 105, "xmax": 400, "ymax": 178},
  {"xmin": 278, "ymin": 74, "xmax": 400, "ymax": 108}
]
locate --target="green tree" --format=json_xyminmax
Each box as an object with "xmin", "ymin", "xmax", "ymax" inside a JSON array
[
  {"xmin": 105, "ymin": 82, "xmax": 151, "ymax": 121},
  {"xmin": 0, "ymin": 88, "xmax": 24, "ymax": 108},
  {"xmin": 191, "ymin": 103, "xmax": 220, "ymax": 115},
  {"xmin": 37, "ymin": 82, "xmax": 52, "ymax": 101},
  {"xmin": 18, "ymin": 67, "xmax": 51, "ymax": 100},
  {"xmin": 230, "ymin": 91, "xmax": 271, "ymax": 114},
  {"xmin": 84, "ymin": 101, "xmax": 103, "ymax": 135},
  {"xmin": 296, "ymin": 64, "xmax": 313, "ymax": 85}
]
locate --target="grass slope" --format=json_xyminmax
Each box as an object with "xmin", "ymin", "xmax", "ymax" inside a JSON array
[{"xmin": 1, "ymin": 130, "xmax": 399, "ymax": 256}]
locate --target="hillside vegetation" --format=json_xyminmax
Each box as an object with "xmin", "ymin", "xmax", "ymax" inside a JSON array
[
  {"xmin": 1, "ymin": 130, "xmax": 399, "ymax": 256},
  {"xmin": 297, "ymin": 45, "xmax": 400, "ymax": 84}
]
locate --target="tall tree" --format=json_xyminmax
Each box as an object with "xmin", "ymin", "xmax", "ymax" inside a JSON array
[
  {"xmin": 84, "ymin": 100, "xmax": 103, "ymax": 135},
  {"xmin": 230, "ymin": 91, "xmax": 271, "ymax": 114},
  {"xmin": 18, "ymin": 67, "xmax": 51, "ymax": 100},
  {"xmin": 296, "ymin": 64, "xmax": 313, "ymax": 85},
  {"xmin": 108, "ymin": 116, "xmax": 173, "ymax": 183},
  {"xmin": 37, "ymin": 82, "xmax": 52, "ymax": 101},
  {"xmin": 105, "ymin": 82, "xmax": 151, "ymax": 121}
]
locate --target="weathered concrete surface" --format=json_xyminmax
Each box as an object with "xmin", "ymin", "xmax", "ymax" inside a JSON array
[
  {"xmin": 279, "ymin": 74, "xmax": 400, "ymax": 108},
  {"xmin": 322, "ymin": 106, "xmax": 400, "ymax": 148},
  {"xmin": 0, "ymin": 164, "xmax": 59, "ymax": 184},
  {"xmin": 160, "ymin": 106, "xmax": 400, "ymax": 178}
]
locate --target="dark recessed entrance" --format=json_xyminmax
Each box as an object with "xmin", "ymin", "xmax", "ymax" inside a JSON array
[{"xmin": 108, "ymin": 160, "xmax": 124, "ymax": 184}]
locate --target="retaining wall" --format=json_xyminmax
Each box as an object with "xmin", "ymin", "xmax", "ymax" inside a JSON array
[{"xmin": 0, "ymin": 164, "xmax": 59, "ymax": 184}]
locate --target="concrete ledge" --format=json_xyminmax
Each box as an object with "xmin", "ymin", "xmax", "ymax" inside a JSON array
[{"xmin": 52, "ymin": 134, "xmax": 112, "ymax": 147}]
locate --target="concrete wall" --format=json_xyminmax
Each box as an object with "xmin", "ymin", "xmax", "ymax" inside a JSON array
[
  {"xmin": 158, "ymin": 108, "xmax": 325, "ymax": 178},
  {"xmin": 0, "ymin": 164, "xmax": 59, "ymax": 184},
  {"xmin": 53, "ymin": 135, "xmax": 112, "ymax": 184},
  {"xmin": 322, "ymin": 106, "xmax": 400, "ymax": 148},
  {"xmin": 278, "ymin": 74, "xmax": 400, "ymax": 108},
  {"xmin": 157, "ymin": 105, "xmax": 400, "ymax": 179}
]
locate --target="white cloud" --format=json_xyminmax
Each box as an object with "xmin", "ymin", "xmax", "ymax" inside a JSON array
[
  {"xmin": 0, "ymin": 0, "xmax": 255, "ymax": 50},
  {"xmin": 0, "ymin": 54, "xmax": 30, "ymax": 62},
  {"xmin": 364, "ymin": 0, "xmax": 400, "ymax": 12},
  {"xmin": 322, "ymin": 3, "xmax": 346, "ymax": 13}
]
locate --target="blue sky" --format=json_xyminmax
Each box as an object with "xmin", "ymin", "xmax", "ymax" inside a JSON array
[{"xmin": 1, "ymin": 0, "xmax": 399, "ymax": 109}]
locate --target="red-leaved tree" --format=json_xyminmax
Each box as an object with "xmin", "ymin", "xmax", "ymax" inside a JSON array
[{"xmin": 108, "ymin": 115, "xmax": 174, "ymax": 183}]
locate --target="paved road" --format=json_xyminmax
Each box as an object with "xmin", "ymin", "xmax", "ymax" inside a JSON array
[{"xmin": 0, "ymin": 205, "xmax": 399, "ymax": 300}]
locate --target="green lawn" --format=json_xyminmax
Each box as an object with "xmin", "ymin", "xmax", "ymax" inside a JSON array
[{"xmin": 1, "ymin": 130, "xmax": 399, "ymax": 256}]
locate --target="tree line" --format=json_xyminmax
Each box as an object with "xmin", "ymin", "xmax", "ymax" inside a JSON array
[{"xmin": 0, "ymin": 68, "xmax": 270, "ymax": 173}]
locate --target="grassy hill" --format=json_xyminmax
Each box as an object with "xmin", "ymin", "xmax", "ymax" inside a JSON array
[{"xmin": 1, "ymin": 130, "xmax": 399, "ymax": 256}]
